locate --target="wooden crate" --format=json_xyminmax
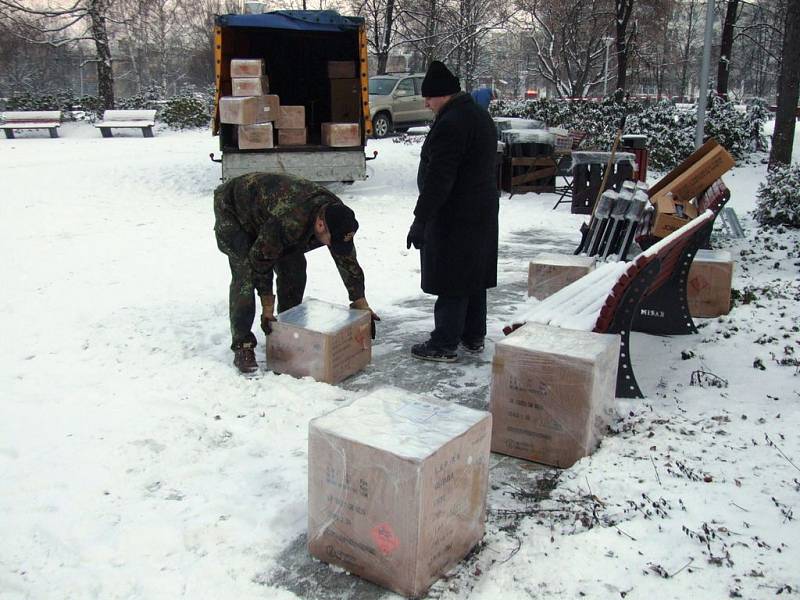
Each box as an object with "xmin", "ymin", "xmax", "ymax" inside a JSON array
[
  {"xmin": 571, "ymin": 160, "xmax": 634, "ymax": 214},
  {"xmin": 501, "ymin": 156, "xmax": 557, "ymax": 194}
]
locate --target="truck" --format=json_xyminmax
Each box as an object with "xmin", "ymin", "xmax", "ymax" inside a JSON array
[{"xmin": 212, "ymin": 10, "xmax": 373, "ymax": 182}]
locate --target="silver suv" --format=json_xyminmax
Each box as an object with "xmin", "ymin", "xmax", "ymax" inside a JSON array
[{"xmin": 368, "ymin": 73, "xmax": 434, "ymax": 137}]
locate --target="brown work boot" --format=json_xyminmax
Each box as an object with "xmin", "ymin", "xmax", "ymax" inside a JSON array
[{"xmin": 233, "ymin": 342, "xmax": 258, "ymax": 374}]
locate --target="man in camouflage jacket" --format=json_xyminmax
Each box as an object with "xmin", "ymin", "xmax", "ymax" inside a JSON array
[{"xmin": 214, "ymin": 172, "xmax": 378, "ymax": 373}]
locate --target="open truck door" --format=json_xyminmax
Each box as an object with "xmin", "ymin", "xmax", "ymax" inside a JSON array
[{"xmin": 213, "ymin": 10, "xmax": 373, "ymax": 183}]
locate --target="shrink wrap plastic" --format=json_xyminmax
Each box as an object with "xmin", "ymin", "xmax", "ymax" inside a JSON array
[
  {"xmin": 490, "ymin": 323, "xmax": 619, "ymax": 467},
  {"xmin": 308, "ymin": 388, "xmax": 491, "ymax": 598},
  {"xmin": 266, "ymin": 299, "xmax": 371, "ymax": 384}
]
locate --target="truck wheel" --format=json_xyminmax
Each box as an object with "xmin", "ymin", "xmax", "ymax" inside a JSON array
[{"xmin": 372, "ymin": 113, "xmax": 392, "ymax": 138}]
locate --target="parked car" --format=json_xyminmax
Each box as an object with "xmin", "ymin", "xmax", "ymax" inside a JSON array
[{"xmin": 368, "ymin": 73, "xmax": 433, "ymax": 137}]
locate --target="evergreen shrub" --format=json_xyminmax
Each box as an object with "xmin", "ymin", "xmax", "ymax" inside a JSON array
[
  {"xmin": 754, "ymin": 163, "xmax": 800, "ymax": 228},
  {"xmin": 159, "ymin": 90, "xmax": 211, "ymax": 129},
  {"xmin": 491, "ymin": 95, "xmax": 757, "ymax": 171}
]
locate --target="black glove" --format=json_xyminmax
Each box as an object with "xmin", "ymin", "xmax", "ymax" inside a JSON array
[
  {"xmin": 406, "ymin": 218, "xmax": 425, "ymax": 250},
  {"xmin": 350, "ymin": 299, "xmax": 380, "ymax": 340}
]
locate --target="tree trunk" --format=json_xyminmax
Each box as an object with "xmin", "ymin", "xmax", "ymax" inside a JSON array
[
  {"xmin": 716, "ymin": 0, "xmax": 740, "ymax": 100},
  {"xmin": 769, "ymin": 0, "xmax": 800, "ymax": 167},
  {"xmin": 88, "ymin": 0, "xmax": 115, "ymax": 109},
  {"xmin": 376, "ymin": 0, "xmax": 395, "ymax": 75},
  {"xmin": 614, "ymin": 0, "xmax": 634, "ymax": 102}
]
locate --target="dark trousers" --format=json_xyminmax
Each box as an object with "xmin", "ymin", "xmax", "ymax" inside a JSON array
[
  {"xmin": 429, "ymin": 290, "xmax": 487, "ymax": 351},
  {"xmin": 227, "ymin": 251, "xmax": 307, "ymax": 349}
]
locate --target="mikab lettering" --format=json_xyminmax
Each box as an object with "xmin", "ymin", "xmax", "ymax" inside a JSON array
[{"xmin": 639, "ymin": 308, "xmax": 665, "ymax": 318}]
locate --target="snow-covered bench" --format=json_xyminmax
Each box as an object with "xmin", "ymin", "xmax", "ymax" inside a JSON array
[
  {"xmin": 0, "ymin": 111, "xmax": 62, "ymax": 139},
  {"xmin": 94, "ymin": 109, "xmax": 157, "ymax": 138},
  {"xmin": 505, "ymin": 207, "xmax": 719, "ymax": 399}
]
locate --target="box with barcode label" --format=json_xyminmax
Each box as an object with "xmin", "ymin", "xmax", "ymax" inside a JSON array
[
  {"xmin": 266, "ymin": 298, "xmax": 371, "ymax": 384},
  {"xmin": 308, "ymin": 388, "xmax": 491, "ymax": 598}
]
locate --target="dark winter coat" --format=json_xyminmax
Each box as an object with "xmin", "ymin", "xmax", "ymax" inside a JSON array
[{"xmin": 414, "ymin": 92, "xmax": 499, "ymax": 296}]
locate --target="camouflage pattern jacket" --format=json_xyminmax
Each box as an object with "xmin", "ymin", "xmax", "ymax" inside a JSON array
[{"xmin": 214, "ymin": 173, "xmax": 365, "ymax": 300}]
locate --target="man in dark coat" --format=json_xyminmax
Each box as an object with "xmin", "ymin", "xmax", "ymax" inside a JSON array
[
  {"xmin": 214, "ymin": 172, "xmax": 379, "ymax": 374},
  {"xmin": 406, "ymin": 61, "xmax": 499, "ymax": 362}
]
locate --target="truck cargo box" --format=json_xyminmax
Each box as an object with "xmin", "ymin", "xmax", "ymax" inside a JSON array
[{"xmin": 213, "ymin": 10, "xmax": 372, "ymax": 183}]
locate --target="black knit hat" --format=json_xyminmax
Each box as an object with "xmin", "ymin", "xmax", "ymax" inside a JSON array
[
  {"xmin": 324, "ymin": 203, "xmax": 359, "ymax": 255},
  {"xmin": 421, "ymin": 60, "xmax": 460, "ymax": 97}
]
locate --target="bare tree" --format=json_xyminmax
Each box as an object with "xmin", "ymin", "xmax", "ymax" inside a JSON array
[
  {"xmin": 113, "ymin": 0, "xmax": 186, "ymax": 95},
  {"xmin": 0, "ymin": 0, "xmax": 116, "ymax": 108},
  {"xmin": 677, "ymin": 0, "xmax": 701, "ymax": 100},
  {"xmin": 351, "ymin": 0, "xmax": 404, "ymax": 74},
  {"xmin": 769, "ymin": 0, "xmax": 800, "ymax": 167},
  {"xmin": 521, "ymin": 0, "xmax": 608, "ymax": 98},
  {"xmin": 444, "ymin": 0, "xmax": 517, "ymax": 89}
]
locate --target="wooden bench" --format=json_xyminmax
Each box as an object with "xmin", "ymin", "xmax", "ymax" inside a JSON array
[
  {"xmin": 505, "ymin": 183, "xmax": 730, "ymax": 398},
  {"xmin": 94, "ymin": 109, "xmax": 157, "ymax": 137},
  {"xmin": 0, "ymin": 111, "xmax": 62, "ymax": 139}
]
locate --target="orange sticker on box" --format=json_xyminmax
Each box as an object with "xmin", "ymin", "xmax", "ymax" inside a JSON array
[{"xmin": 370, "ymin": 522, "xmax": 400, "ymax": 555}]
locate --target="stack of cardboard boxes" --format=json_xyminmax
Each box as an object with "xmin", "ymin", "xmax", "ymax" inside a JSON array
[
  {"xmin": 275, "ymin": 105, "xmax": 307, "ymax": 146},
  {"xmin": 219, "ymin": 57, "xmax": 362, "ymax": 149},
  {"xmin": 219, "ymin": 59, "xmax": 279, "ymax": 150},
  {"xmin": 323, "ymin": 60, "xmax": 361, "ymax": 147}
]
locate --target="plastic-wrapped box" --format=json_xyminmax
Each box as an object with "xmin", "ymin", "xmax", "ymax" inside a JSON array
[
  {"xmin": 237, "ymin": 122, "xmax": 273, "ymax": 149},
  {"xmin": 570, "ymin": 150, "xmax": 636, "ymax": 168},
  {"xmin": 276, "ymin": 105, "xmax": 305, "ymax": 129},
  {"xmin": 231, "ymin": 76, "xmax": 270, "ymax": 96},
  {"xmin": 308, "ymin": 388, "xmax": 491, "ymax": 598},
  {"xmin": 266, "ymin": 299, "xmax": 371, "ymax": 384},
  {"xmin": 490, "ymin": 323, "xmax": 619, "ymax": 468},
  {"xmin": 230, "ymin": 58, "xmax": 265, "ymax": 77},
  {"xmin": 493, "ymin": 117, "xmax": 545, "ymax": 140},
  {"xmin": 688, "ymin": 249, "xmax": 733, "ymax": 317},
  {"xmin": 549, "ymin": 127, "xmax": 571, "ymax": 153},
  {"xmin": 277, "ymin": 128, "xmax": 307, "ymax": 146},
  {"xmin": 528, "ymin": 253, "xmax": 597, "ymax": 300},
  {"xmin": 219, "ymin": 95, "xmax": 279, "ymax": 124},
  {"xmin": 501, "ymin": 128, "xmax": 555, "ymax": 145},
  {"xmin": 321, "ymin": 122, "xmax": 360, "ymax": 147}
]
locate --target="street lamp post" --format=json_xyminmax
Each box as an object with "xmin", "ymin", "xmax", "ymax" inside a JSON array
[
  {"xmin": 695, "ymin": 0, "xmax": 715, "ymax": 148},
  {"xmin": 603, "ymin": 37, "xmax": 614, "ymax": 97}
]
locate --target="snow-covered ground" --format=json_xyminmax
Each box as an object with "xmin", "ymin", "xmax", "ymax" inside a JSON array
[{"xmin": 1, "ymin": 121, "xmax": 798, "ymax": 600}]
